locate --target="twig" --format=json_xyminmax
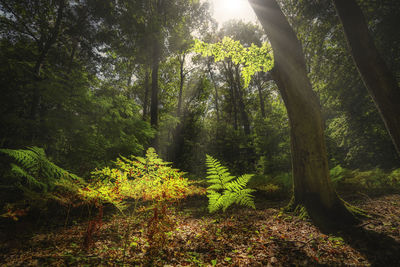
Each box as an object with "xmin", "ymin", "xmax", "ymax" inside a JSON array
[
  {"xmin": 33, "ymin": 255, "xmax": 101, "ymax": 259},
  {"xmin": 298, "ymin": 238, "xmax": 315, "ymax": 248},
  {"xmin": 357, "ymin": 221, "xmax": 374, "ymax": 228},
  {"xmin": 357, "ymin": 191, "xmax": 372, "ymax": 201},
  {"xmin": 64, "ymin": 204, "xmax": 71, "ymax": 229}
]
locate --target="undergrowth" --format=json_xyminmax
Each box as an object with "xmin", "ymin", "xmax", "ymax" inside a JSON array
[
  {"xmin": 205, "ymin": 155, "xmax": 255, "ymax": 213},
  {"xmin": 0, "ymin": 146, "xmax": 86, "ymax": 220}
]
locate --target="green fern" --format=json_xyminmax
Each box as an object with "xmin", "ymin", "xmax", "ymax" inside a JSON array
[
  {"xmin": 0, "ymin": 147, "xmax": 85, "ymax": 210},
  {"xmin": 205, "ymin": 155, "xmax": 255, "ymax": 213},
  {"xmin": 0, "ymin": 147, "xmax": 83, "ymax": 191}
]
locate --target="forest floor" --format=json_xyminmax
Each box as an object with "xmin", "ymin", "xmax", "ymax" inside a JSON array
[{"xmin": 1, "ymin": 193, "xmax": 400, "ymax": 266}]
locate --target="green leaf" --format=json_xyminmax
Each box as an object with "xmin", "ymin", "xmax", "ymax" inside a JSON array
[{"xmin": 193, "ymin": 37, "xmax": 274, "ymax": 87}]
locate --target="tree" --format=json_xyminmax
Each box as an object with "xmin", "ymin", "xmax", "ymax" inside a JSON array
[
  {"xmin": 0, "ymin": 0, "xmax": 155, "ymax": 175},
  {"xmin": 194, "ymin": 35, "xmax": 274, "ymax": 174},
  {"xmin": 248, "ymin": 0, "xmax": 357, "ymax": 230},
  {"xmin": 0, "ymin": 0, "xmax": 66, "ymax": 132},
  {"xmin": 218, "ymin": 21, "xmax": 266, "ymax": 135},
  {"xmin": 333, "ymin": 0, "xmax": 400, "ymax": 157},
  {"xmin": 278, "ymin": 0, "xmax": 399, "ymax": 169}
]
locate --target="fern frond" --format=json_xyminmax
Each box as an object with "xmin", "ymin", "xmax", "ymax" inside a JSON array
[
  {"xmin": 10, "ymin": 163, "xmax": 46, "ymax": 191},
  {"xmin": 205, "ymin": 155, "xmax": 255, "ymax": 213},
  {"xmin": 208, "ymin": 183, "xmax": 224, "ymax": 190},
  {"xmin": 226, "ymin": 174, "xmax": 253, "ymax": 192},
  {"xmin": 234, "ymin": 189, "xmax": 256, "ymax": 209},
  {"xmin": 220, "ymin": 191, "xmax": 236, "ymax": 212},
  {"xmin": 0, "ymin": 148, "xmax": 40, "ymax": 175},
  {"xmin": 0, "ymin": 146, "xmax": 85, "ymax": 203},
  {"xmin": 207, "ymin": 191, "xmax": 223, "ymax": 213}
]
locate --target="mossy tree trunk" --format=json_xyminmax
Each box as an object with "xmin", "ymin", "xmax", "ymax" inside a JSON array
[
  {"xmin": 249, "ymin": 0, "xmax": 358, "ymax": 231},
  {"xmin": 333, "ymin": 0, "xmax": 400, "ymax": 157}
]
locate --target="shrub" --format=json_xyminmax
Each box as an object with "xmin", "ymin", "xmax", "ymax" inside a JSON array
[
  {"xmin": 247, "ymin": 172, "xmax": 292, "ymax": 197},
  {"xmin": 388, "ymin": 169, "xmax": 400, "ymax": 187},
  {"xmin": 331, "ymin": 167, "xmax": 400, "ymax": 194},
  {"xmin": 330, "ymin": 165, "xmax": 345, "ymax": 185},
  {"xmin": 87, "ymin": 147, "xmax": 204, "ymax": 251}
]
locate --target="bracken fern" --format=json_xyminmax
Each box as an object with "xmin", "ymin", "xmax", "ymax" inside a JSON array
[
  {"xmin": 0, "ymin": 147, "xmax": 85, "ymax": 219},
  {"xmin": 205, "ymin": 155, "xmax": 255, "ymax": 213}
]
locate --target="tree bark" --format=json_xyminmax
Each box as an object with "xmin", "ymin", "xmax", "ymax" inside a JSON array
[
  {"xmin": 177, "ymin": 53, "xmax": 186, "ymax": 118},
  {"xmin": 150, "ymin": 40, "xmax": 160, "ymax": 128},
  {"xmin": 257, "ymin": 83, "xmax": 266, "ymax": 118},
  {"xmin": 234, "ymin": 65, "xmax": 251, "ymax": 135},
  {"xmin": 143, "ymin": 67, "xmax": 150, "ymax": 120},
  {"xmin": 223, "ymin": 61, "xmax": 238, "ymax": 131},
  {"xmin": 169, "ymin": 53, "xmax": 186, "ymax": 163},
  {"xmin": 207, "ymin": 60, "xmax": 220, "ymax": 121},
  {"xmin": 255, "ymin": 72, "xmax": 271, "ymax": 118},
  {"xmin": 333, "ymin": 0, "xmax": 400, "ymax": 157},
  {"xmin": 249, "ymin": 0, "xmax": 357, "ymax": 231}
]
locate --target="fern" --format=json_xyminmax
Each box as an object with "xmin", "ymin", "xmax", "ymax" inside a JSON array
[
  {"xmin": 0, "ymin": 147, "xmax": 85, "ymax": 217},
  {"xmin": 205, "ymin": 155, "xmax": 255, "ymax": 213},
  {"xmin": 0, "ymin": 147, "xmax": 83, "ymax": 192}
]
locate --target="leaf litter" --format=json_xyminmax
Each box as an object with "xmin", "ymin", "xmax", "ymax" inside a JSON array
[{"xmin": 1, "ymin": 194, "xmax": 400, "ymax": 266}]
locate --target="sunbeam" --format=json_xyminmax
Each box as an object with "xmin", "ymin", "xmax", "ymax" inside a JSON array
[{"xmin": 211, "ymin": 0, "xmax": 258, "ymax": 25}]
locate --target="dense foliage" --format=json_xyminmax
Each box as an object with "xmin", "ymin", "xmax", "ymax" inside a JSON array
[
  {"xmin": 86, "ymin": 147, "xmax": 200, "ymax": 211},
  {"xmin": 194, "ymin": 36, "xmax": 273, "ymax": 86}
]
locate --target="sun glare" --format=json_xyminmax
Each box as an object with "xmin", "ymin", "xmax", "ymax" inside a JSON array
[
  {"xmin": 211, "ymin": 0, "xmax": 257, "ymax": 25},
  {"xmin": 224, "ymin": 0, "xmax": 243, "ymax": 13}
]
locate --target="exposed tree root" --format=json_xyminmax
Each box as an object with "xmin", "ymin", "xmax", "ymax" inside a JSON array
[
  {"xmin": 282, "ymin": 195, "xmax": 363, "ymax": 233},
  {"xmin": 342, "ymin": 199, "xmax": 370, "ymax": 218},
  {"xmin": 283, "ymin": 198, "xmax": 309, "ymax": 219}
]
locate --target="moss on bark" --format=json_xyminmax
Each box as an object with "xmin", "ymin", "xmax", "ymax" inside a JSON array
[{"xmin": 284, "ymin": 194, "xmax": 370, "ymax": 233}]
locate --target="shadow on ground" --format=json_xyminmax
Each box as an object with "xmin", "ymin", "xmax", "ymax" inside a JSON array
[{"xmin": 339, "ymin": 227, "xmax": 400, "ymax": 266}]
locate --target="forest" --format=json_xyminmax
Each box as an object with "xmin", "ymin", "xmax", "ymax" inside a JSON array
[{"xmin": 1, "ymin": 0, "xmax": 400, "ymax": 265}]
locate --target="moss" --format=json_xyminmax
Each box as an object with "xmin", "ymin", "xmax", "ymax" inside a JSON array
[
  {"xmin": 343, "ymin": 200, "xmax": 370, "ymax": 218},
  {"xmin": 283, "ymin": 196, "xmax": 296, "ymax": 212},
  {"xmin": 283, "ymin": 193, "xmax": 363, "ymax": 233}
]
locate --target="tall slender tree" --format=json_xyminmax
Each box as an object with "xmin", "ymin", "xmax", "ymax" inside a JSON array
[
  {"xmin": 249, "ymin": 0, "xmax": 357, "ymax": 230},
  {"xmin": 207, "ymin": 60, "xmax": 220, "ymax": 122},
  {"xmin": 333, "ymin": 0, "xmax": 400, "ymax": 157}
]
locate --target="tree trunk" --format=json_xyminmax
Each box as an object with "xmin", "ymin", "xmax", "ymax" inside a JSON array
[
  {"xmin": 143, "ymin": 67, "xmax": 150, "ymax": 120},
  {"xmin": 177, "ymin": 53, "xmax": 186, "ymax": 118},
  {"xmin": 150, "ymin": 40, "xmax": 160, "ymax": 128},
  {"xmin": 207, "ymin": 60, "xmax": 220, "ymax": 121},
  {"xmin": 333, "ymin": 0, "xmax": 400, "ymax": 157},
  {"xmin": 255, "ymin": 73, "xmax": 267, "ymax": 118},
  {"xmin": 249, "ymin": 0, "xmax": 357, "ymax": 231},
  {"xmin": 169, "ymin": 53, "xmax": 186, "ymax": 163},
  {"xmin": 257, "ymin": 84, "xmax": 266, "ymax": 118},
  {"xmin": 223, "ymin": 61, "xmax": 238, "ymax": 131},
  {"xmin": 234, "ymin": 65, "xmax": 251, "ymax": 135}
]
